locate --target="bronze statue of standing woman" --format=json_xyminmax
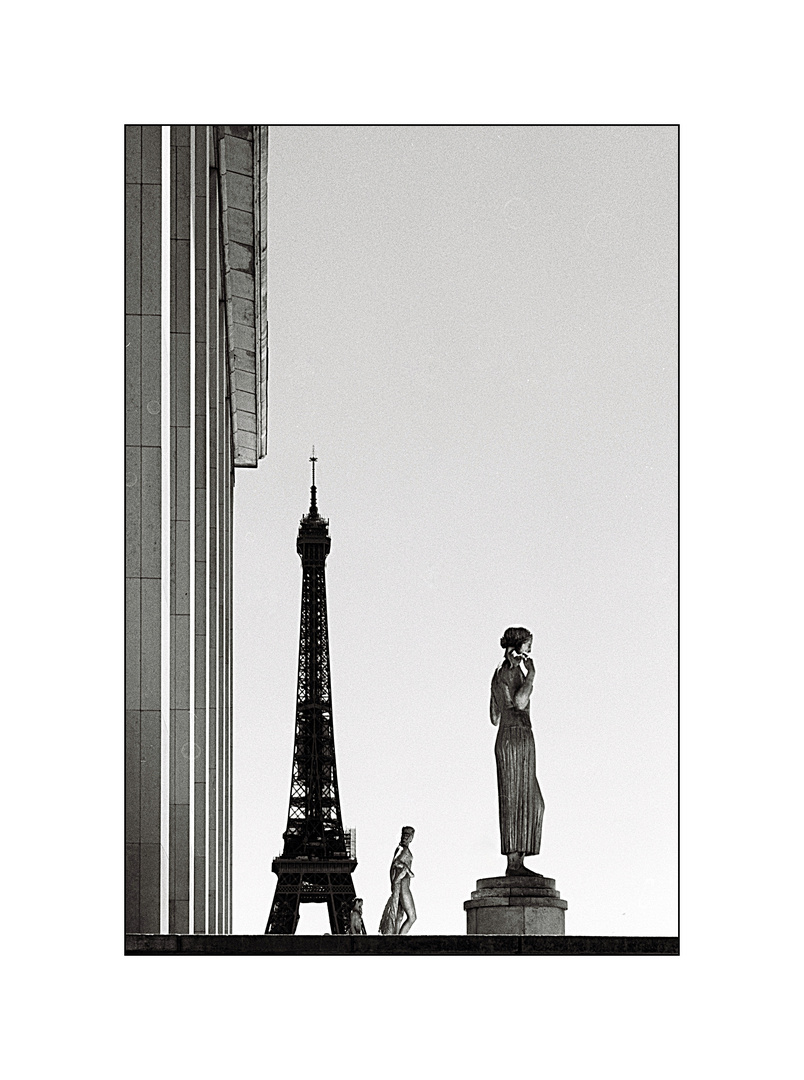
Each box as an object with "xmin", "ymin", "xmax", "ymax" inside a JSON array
[{"xmin": 490, "ymin": 627, "xmax": 544, "ymax": 875}]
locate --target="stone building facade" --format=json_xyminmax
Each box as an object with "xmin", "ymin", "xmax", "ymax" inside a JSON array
[{"xmin": 125, "ymin": 125, "xmax": 269, "ymax": 934}]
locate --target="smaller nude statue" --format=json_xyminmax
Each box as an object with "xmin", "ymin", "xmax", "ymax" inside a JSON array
[
  {"xmin": 349, "ymin": 897, "xmax": 367, "ymax": 935},
  {"xmin": 379, "ymin": 826, "xmax": 416, "ymax": 935}
]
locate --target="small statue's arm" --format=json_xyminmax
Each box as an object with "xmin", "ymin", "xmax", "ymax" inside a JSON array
[{"xmin": 513, "ymin": 657, "xmax": 536, "ymax": 710}]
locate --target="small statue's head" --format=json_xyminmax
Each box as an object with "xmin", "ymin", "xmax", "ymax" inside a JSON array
[
  {"xmin": 352, "ymin": 897, "xmax": 363, "ymax": 911},
  {"xmin": 400, "ymin": 826, "xmax": 415, "ymax": 844},
  {"xmin": 500, "ymin": 626, "xmax": 532, "ymax": 654}
]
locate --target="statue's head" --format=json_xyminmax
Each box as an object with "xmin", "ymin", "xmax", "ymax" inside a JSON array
[
  {"xmin": 500, "ymin": 626, "xmax": 532, "ymax": 654},
  {"xmin": 352, "ymin": 897, "xmax": 363, "ymax": 911},
  {"xmin": 400, "ymin": 826, "xmax": 415, "ymax": 844}
]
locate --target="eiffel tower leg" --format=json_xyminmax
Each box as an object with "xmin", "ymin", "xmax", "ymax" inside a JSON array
[
  {"xmin": 265, "ymin": 874, "xmax": 301, "ymax": 934},
  {"xmin": 326, "ymin": 874, "xmax": 357, "ymax": 935}
]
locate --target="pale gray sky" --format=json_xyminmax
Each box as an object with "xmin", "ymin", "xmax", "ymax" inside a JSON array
[{"xmin": 233, "ymin": 125, "xmax": 677, "ymax": 935}]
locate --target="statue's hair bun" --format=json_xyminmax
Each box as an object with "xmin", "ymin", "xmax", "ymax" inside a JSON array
[{"xmin": 500, "ymin": 626, "xmax": 532, "ymax": 650}]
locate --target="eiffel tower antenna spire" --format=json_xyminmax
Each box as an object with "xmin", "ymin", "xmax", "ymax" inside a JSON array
[{"xmin": 309, "ymin": 445, "xmax": 318, "ymax": 515}]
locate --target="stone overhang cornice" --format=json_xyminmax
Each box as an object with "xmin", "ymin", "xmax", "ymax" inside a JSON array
[{"xmin": 216, "ymin": 125, "xmax": 269, "ymax": 467}]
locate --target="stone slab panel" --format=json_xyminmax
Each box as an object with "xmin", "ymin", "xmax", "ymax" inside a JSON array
[
  {"xmin": 224, "ymin": 170, "xmax": 253, "ymax": 213},
  {"xmin": 232, "ymin": 320, "xmax": 256, "ymax": 355},
  {"xmin": 125, "ymin": 185, "xmax": 141, "ymax": 316},
  {"xmin": 172, "ymin": 241, "xmax": 191, "ymax": 335},
  {"xmin": 232, "ymin": 346, "xmax": 256, "ymax": 372},
  {"xmin": 224, "ymin": 207, "xmax": 254, "ymax": 246},
  {"xmin": 227, "ymin": 268, "xmax": 255, "ymax": 300},
  {"xmin": 171, "ymin": 617, "xmax": 191, "ymax": 711},
  {"xmin": 140, "ymin": 446, "xmax": 161, "ymax": 578},
  {"xmin": 172, "ymin": 334, "xmax": 191, "ymax": 428},
  {"xmin": 223, "ymin": 125, "xmax": 253, "ymax": 141},
  {"xmin": 233, "ymin": 389, "xmax": 256, "ymax": 416},
  {"xmin": 474, "ymin": 905, "xmax": 524, "ymax": 935},
  {"xmin": 138, "ymin": 843, "xmax": 162, "ymax": 934},
  {"xmin": 524, "ymin": 905, "xmax": 565, "ymax": 935},
  {"xmin": 171, "ymin": 125, "xmax": 190, "ymax": 148},
  {"xmin": 125, "ymin": 126, "xmax": 142, "ymax": 184},
  {"xmin": 173, "ymin": 520, "xmax": 191, "ymax": 615},
  {"xmin": 139, "ymin": 578, "xmax": 161, "ymax": 710},
  {"xmin": 125, "ymin": 578, "xmax": 141, "ymax": 709},
  {"xmin": 125, "ymin": 446, "xmax": 140, "ymax": 577},
  {"xmin": 139, "ymin": 710, "xmax": 161, "ymax": 844},
  {"xmin": 125, "ymin": 842, "xmax": 141, "ymax": 932},
  {"xmin": 226, "ymin": 240, "xmax": 254, "ymax": 273},
  {"xmin": 171, "ymin": 140, "xmax": 190, "ymax": 241},
  {"xmin": 141, "ymin": 126, "xmax": 162, "ymax": 185},
  {"xmin": 174, "ymin": 429, "xmax": 191, "ymax": 526},
  {"xmin": 233, "ymin": 368, "xmax": 255, "ymax": 395},
  {"xmin": 232, "ymin": 295, "xmax": 255, "ymax": 328},
  {"xmin": 140, "ymin": 316, "xmax": 162, "ymax": 447},
  {"xmin": 125, "ymin": 315, "xmax": 141, "ymax": 446},
  {"xmin": 194, "ymin": 853, "xmax": 207, "ymax": 934},
  {"xmin": 194, "ymin": 517, "xmax": 207, "ymax": 578},
  {"xmin": 171, "ymin": 708, "xmax": 191, "ymax": 803},
  {"xmin": 234, "ymin": 446, "xmax": 256, "ymax": 468},
  {"xmin": 125, "ymin": 710, "xmax": 141, "ymax": 843},
  {"xmin": 171, "ymin": 901, "xmax": 190, "ymax": 936},
  {"xmin": 171, "ymin": 807, "xmax": 191, "ymax": 893},
  {"xmin": 140, "ymin": 184, "xmax": 161, "ymax": 316},
  {"xmin": 194, "ymin": 567, "xmax": 207, "ymax": 625},
  {"xmin": 194, "ymin": 262, "xmax": 207, "ymax": 341},
  {"xmin": 224, "ymin": 135, "xmax": 253, "ymax": 176},
  {"xmin": 194, "ymin": 384, "xmax": 207, "ymax": 463},
  {"xmin": 235, "ymin": 430, "xmax": 257, "ymax": 451}
]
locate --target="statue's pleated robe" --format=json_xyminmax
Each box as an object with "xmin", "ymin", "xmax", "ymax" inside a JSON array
[{"xmin": 490, "ymin": 660, "xmax": 544, "ymax": 855}]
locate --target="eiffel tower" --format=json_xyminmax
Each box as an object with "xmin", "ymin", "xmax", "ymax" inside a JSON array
[{"xmin": 265, "ymin": 452, "xmax": 358, "ymax": 934}]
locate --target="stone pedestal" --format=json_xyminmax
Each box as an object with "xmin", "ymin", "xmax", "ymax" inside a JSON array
[{"xmin": 464, "ymin": 874, "xmax": 567, "ymax": 935}]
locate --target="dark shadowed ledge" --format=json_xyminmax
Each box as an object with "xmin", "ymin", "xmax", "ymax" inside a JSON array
[{"xmin": 125, "ymin": 934, "xmax": 678, "ymax": 956}]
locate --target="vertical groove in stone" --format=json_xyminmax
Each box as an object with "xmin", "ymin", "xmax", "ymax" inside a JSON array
[
  {"xmin": 159, "ymin": 124, "xmax": 171, "ymax": 935},
  {"xmin": 207, "ymin": 147, "xmax": 219, "ymax": 932},
  {"xmin": 193, "ymin": 125, "xmax": 209, "ymax": 935},
  {"xmin": 217, "ymin": 294, "xmax": 227, "ymax": 930},
  {"xmin": 226, "ymin": 373, "xmax": 234, "ymax": 932},
  {"xmin": 169, "ymin": 127, "xmax": 192, "ymax": 935}
]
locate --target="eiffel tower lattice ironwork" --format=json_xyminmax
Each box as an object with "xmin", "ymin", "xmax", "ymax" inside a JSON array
[{"xmin": 265, "ymin": 452, "xmax": 357, "ymax": 934}]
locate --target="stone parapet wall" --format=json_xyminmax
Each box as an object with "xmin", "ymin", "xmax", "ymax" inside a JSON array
[{"xmin": 126, "ymin": 934, "xmax": 680, "ymax": 956}]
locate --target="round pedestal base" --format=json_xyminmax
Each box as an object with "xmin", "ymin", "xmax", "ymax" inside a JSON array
[{"xmin": 464, "ymin": 874, "xmax": 568, "ymax": 935}]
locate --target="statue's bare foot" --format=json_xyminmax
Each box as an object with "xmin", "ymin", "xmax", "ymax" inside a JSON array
[{"xmin": 506, "ymin": 864, "xmax": 540, "ymax": 877}]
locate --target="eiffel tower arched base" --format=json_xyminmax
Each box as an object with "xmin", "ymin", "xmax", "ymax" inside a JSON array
[{"xmin": 265, "ymin": 858, "xmax": 358, "ymax": 935}]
